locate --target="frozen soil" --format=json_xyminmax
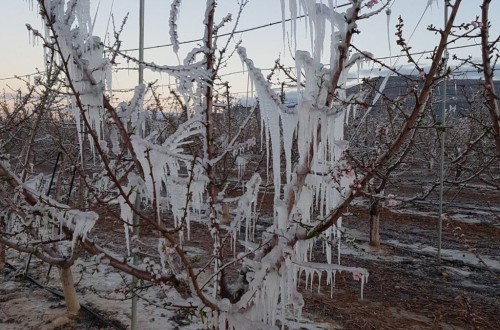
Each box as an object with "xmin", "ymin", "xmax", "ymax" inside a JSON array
[
  {"xmin": 1, "ymin": 185, "xmax": 499, "ymax": 329},
  {"xmin": 301, "ymin": 205, "xmax": 499, "ymax": 329},
  {"xmin": 0, "ymin": 266, "xmax": 117, "ymax": 330}
]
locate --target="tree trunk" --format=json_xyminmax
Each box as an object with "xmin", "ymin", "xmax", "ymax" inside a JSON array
[
  {"xmin": 369, "ymin": 197, "xmax": 381, "ymax": 249},
  {"xmin": 59, "ymin": 266, "xmax": 80, "ymax": 315}
]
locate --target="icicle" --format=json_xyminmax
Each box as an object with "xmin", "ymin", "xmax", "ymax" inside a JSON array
[
  {"xmin": 231, "ymin": 173, "xmax": 261, "ymax": 250},
  {"xmin": 282, "ymin": 112, "xmax": 298, "ymax": 184},
  {"xmin": 290, "ymin": 0, "xmax": 298, "ymax": 50},
  {"xmin": 326, "ymin": 241, "xmax": 332, "ymax": 264},
  {"xmin": 238, "ymin": 47, "xmax": 291, "ymax": 204},
  {"xmin": 236, "ymin": 155, "xmax": 247, "ymax": 181},
  {"xmin": 295, "ymin": 261, "xmax": 368, "ymax": 300},
  {"xmin": 59, "ymin": 210, "xmax": 98, "ymax": 251},
  {"xmin": 169, "ymin": 0, "xmax": 182, "ymax": 55},
  {"xmin": 72, "ymin": 99, "xmax": 84, "ymax": 162}
]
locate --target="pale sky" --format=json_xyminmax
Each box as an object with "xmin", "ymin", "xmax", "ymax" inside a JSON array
[{"xmin": 1, "ymin": 0, "xmax": 498, "ymax": 101}]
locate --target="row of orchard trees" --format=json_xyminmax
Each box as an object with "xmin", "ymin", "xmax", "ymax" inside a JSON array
[{"xmin": 0, "ymin": 0, "xmax": 498, "ymax": 328}]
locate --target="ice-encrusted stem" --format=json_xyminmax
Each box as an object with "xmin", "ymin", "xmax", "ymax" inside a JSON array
[
  {"xmin": 325, "ymin": 1, "xmax": 360, "ymax": 107},
  {"xmin": 202, "ymin": 0, "xmax": 226, "ymax": 299},
  {"xmin": 225, "ymin": 4, "xmax": 368, "ymax": 326}
]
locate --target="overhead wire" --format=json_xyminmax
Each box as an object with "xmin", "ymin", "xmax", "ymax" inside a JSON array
[
  {"xmin": 0, "ymin": 40, "xmax": 488, "ymax": 82},
  {"xmin": 119, "ymin": 2, "xmax": 352, "ymax": 53}
]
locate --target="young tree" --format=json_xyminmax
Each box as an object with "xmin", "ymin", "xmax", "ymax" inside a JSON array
[{"xmin": 342, "ymin": 0, "xmax": 500, "ymax": 249}]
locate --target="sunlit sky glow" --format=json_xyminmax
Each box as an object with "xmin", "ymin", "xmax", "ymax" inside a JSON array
[{"xmin": 1, "ymin": 0, "xmax": 498, "ymax": 102}]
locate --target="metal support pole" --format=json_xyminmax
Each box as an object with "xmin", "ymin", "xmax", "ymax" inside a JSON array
[
  {"xmin": 138, "ymin": 0, "xmax": 145, "ymax": 85},
  {"xmin": 131, "ymin": 2, "xmax": 145, "ymax": 329},
  {"xmin": 46, "ymin": 151, "xmax": 61, "ymax": 197},
  {"xmin": 437, "ymin": 0, "xmax": 449, "ymax": 262}
]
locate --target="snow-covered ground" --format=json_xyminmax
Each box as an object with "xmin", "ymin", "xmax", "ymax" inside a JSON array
[
  {"xmin": 1, "ymin": 248, "xmax": 332, "ymax": 329},
  {"xmin": 1, "ymin": 197, "xmax": 498, "ymax": 329}
]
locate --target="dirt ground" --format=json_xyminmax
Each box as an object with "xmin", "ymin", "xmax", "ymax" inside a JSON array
[
  {"xmin": 1, "ymin": 180, "xmax": 499, "ymax": 329},
  {"xmin": 0, "ymin": 266, "xmax": 117, "ymax": 330},
  {"xmin": 301, "ymin": 205, "xmax": 500, "ymax": 329}
]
